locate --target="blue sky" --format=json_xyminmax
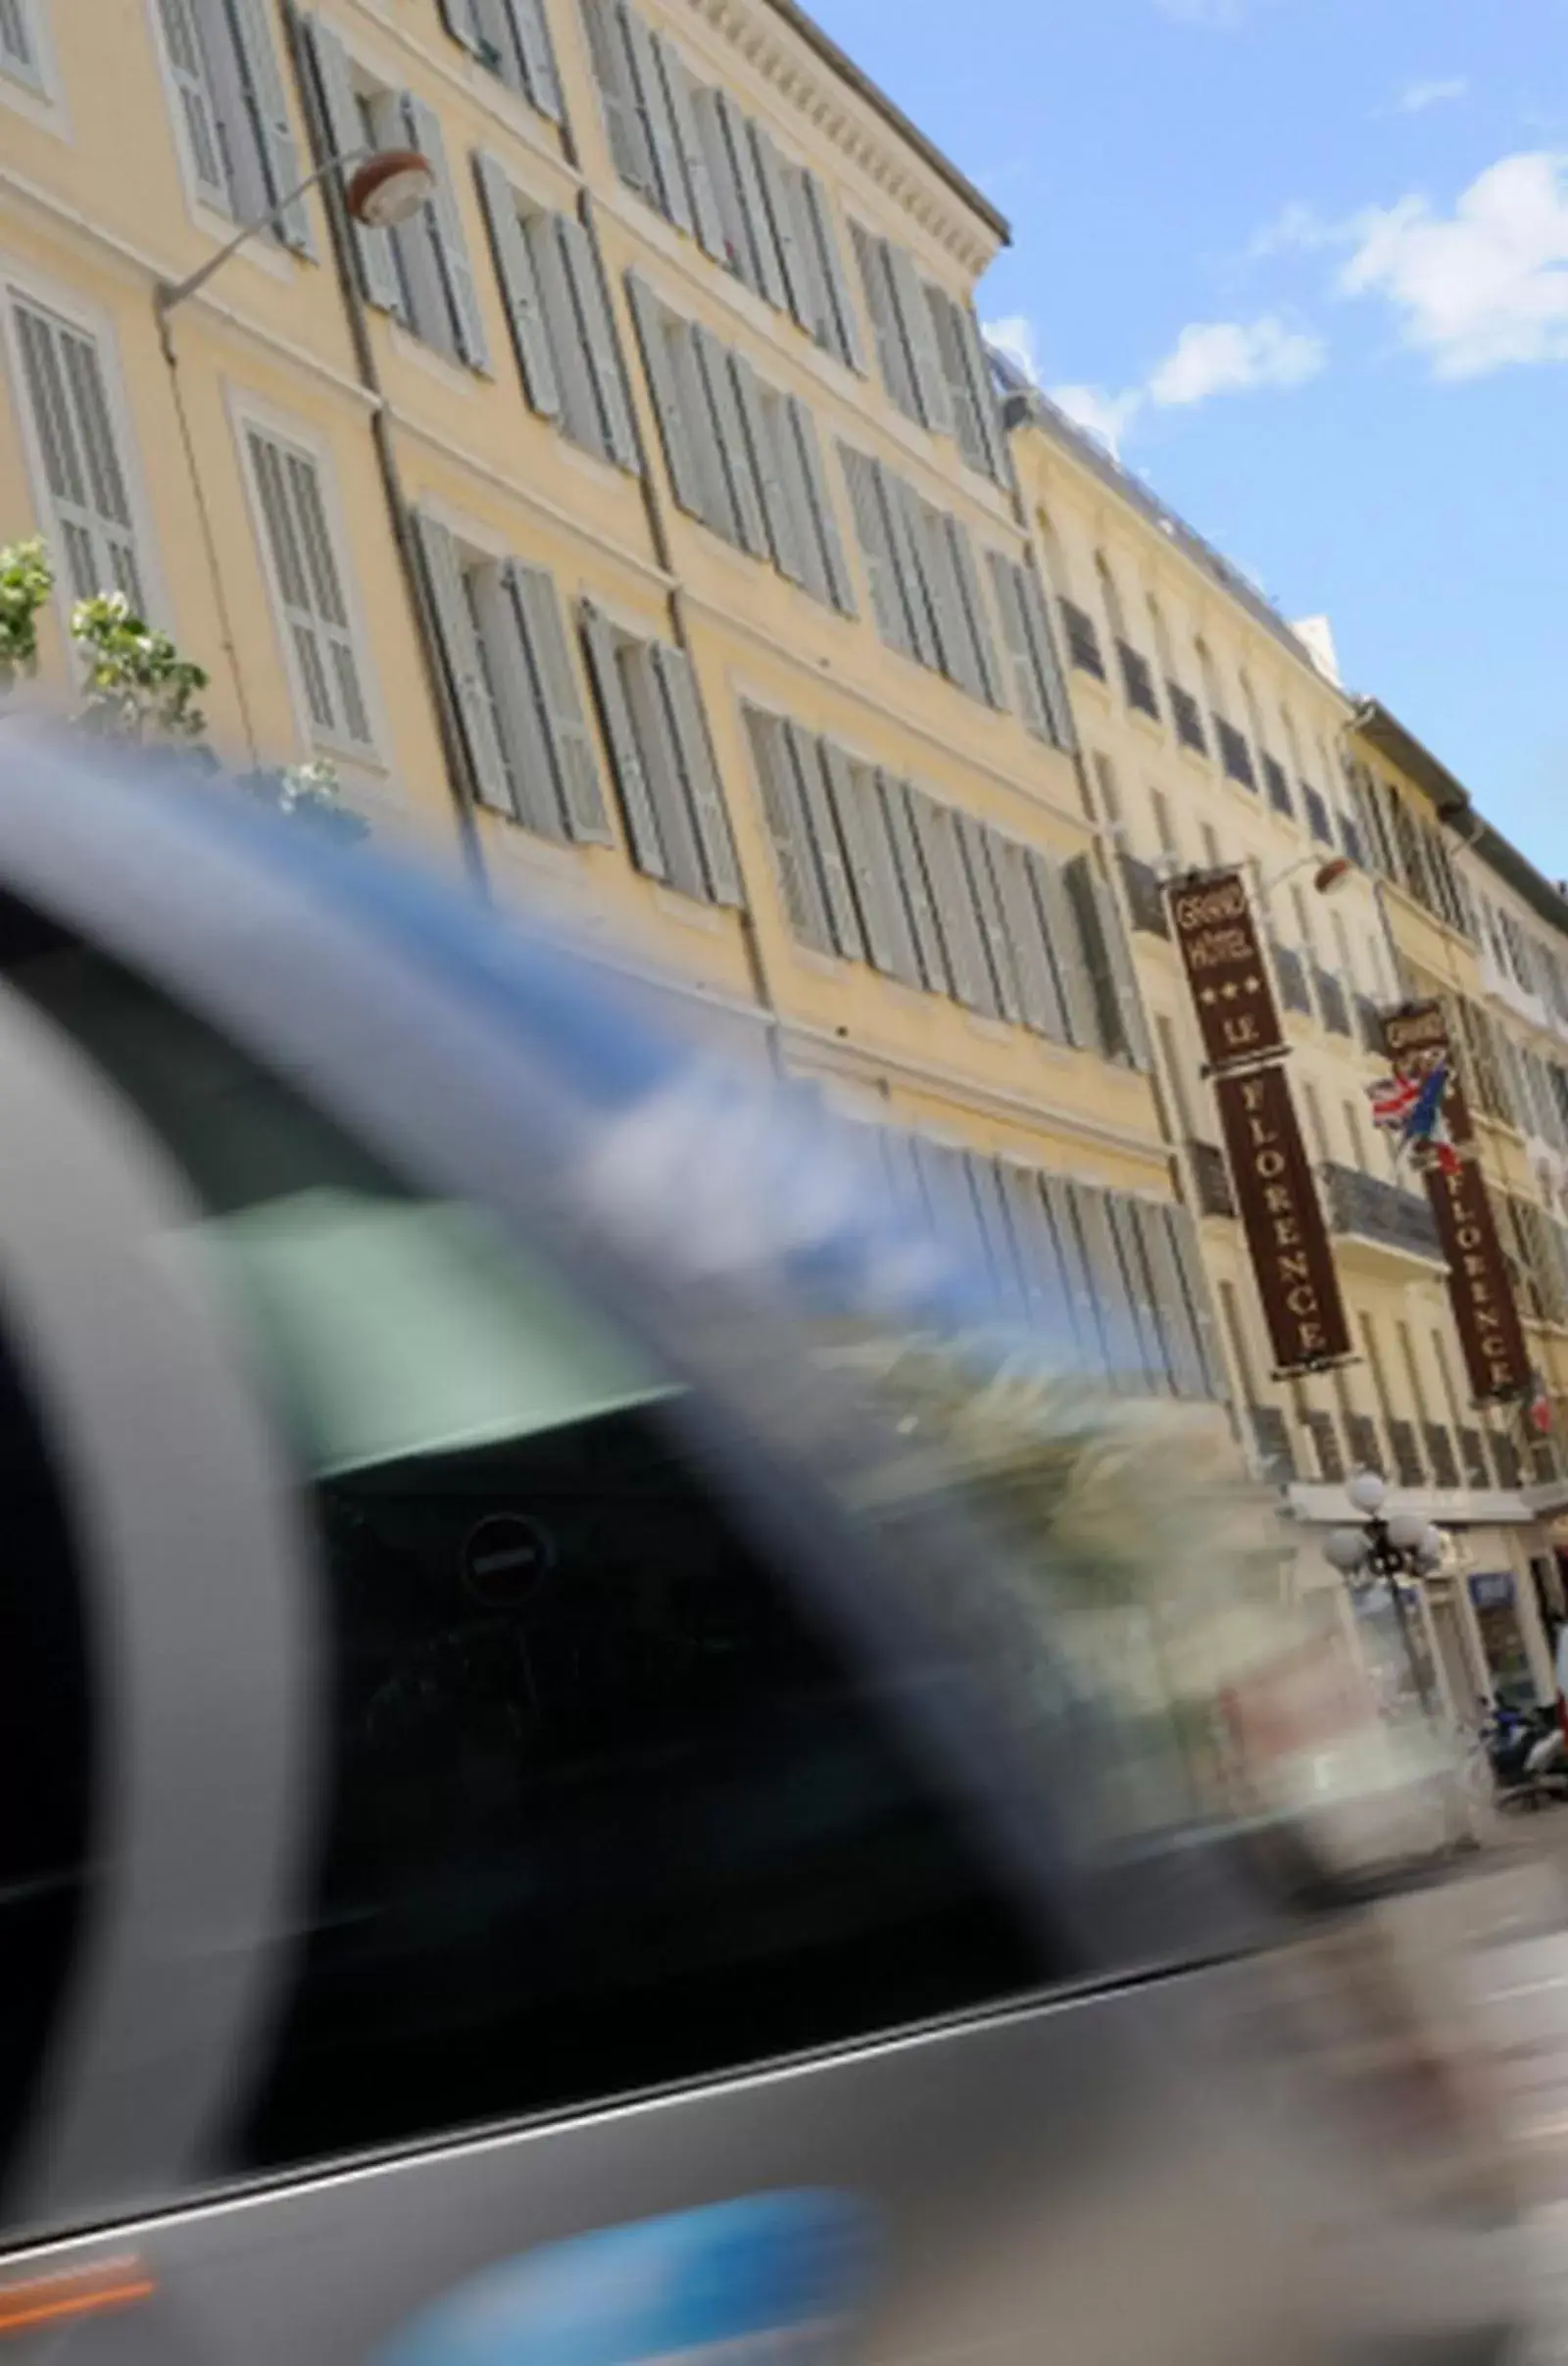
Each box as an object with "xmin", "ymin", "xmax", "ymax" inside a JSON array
[{"xmin": 808, "ymin": 0, "xmax": 1568, "ymax": 879}]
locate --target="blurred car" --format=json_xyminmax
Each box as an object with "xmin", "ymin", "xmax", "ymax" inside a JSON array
[{"xmin": 0, "ymin": 737, "xmax": 1525, "ymax": 2364}]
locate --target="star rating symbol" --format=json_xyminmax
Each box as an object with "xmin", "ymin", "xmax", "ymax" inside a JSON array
[
  {"xmin": 1199, "ymin": 986, "xmax": 1217, "ymax": 1007},
  {"xmin": 1219, "ymin": 980, "xmax": 1241, "ymax": 1002}
]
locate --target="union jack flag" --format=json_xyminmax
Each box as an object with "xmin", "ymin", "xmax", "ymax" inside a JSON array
[{"xmin": 1367, "ymin": 1072, "xmax": 1423, "ymax": 1130}]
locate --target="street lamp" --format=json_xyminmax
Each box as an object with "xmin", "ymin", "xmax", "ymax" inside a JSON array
[
  {"xmin": 1258, "ymin": 852, "xmax": 1356, "ymax": 901},
  {"xmin": 1323, "ymin": 1469, "xmax": 1442, "ymax": 1717},
  {"xmin": 156, "ymin": 146, "xmax": 434, "ymax": 322}
]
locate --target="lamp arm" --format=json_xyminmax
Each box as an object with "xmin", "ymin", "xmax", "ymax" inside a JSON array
[{"xmin": 156, "ymin": 146, "xmax": 368, "ymax": 319}]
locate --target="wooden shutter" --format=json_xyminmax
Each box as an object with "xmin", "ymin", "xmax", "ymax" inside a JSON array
[
  {"xmin": 157, "ymin": 0, "xmax": 230, "ymax": 208},
  {"xmin": 995, "ymin": 840, "xmax": 1068, "ymax": 1041},
  {"xmin": 651, "ymin": 643, "xmax": 742, "ymax": 906},
  {"xmin": 620, "ymin": 6, "xmax": 689, "ymax": 228},
  {"xmin": 1029, "ymin": 853, "xmax": 1097, "ymax": 1050},
  {"xmin": 800, "ymin": 173, "xmax": 863, "ymax": 370},
  {"xmin": 838, "ymin": 444, "xmax": 905, "ymax": 650},
  {"xmin": 1064, "ymin": 852, "xmax": 1149, "ymax": 1066},
  {"xmin": 711, "ymin": 89, "xmax": 786, "ymax": 306},
  {"xmin": 1071, "ymin": 1184, "xmax": 1142, "ymax": 1394},
  {"xmin": 945, "ymin": 518, "xmax": 1004, "ymax": 705},
  {"xmin": 885, "ymin": 244, "xmax": 952, "ymax": 432},
  {"xmin": 787, "ymin": 401, "xmax": 855, "ymax": 614},
  {"xmin": 306, "ymin": 20, "xmax": 405, "ymax": 314},
  {"xmin": 1017, "ymin": 558, "xmax": 1074, "ymax": 748},
  {"xmin": 473, "ymin": 155, "xmax": 561, "ymax": 416},
  {"xmin": 925, "ymin": 284, "xmax": 985, "ymax": 466},
  {"xmin": 745, "ymin": 708, "xmax": 830, "ymax": 949},
  {"xmin": 437, "ymin": 0, "xmax": 482, "ymax": 50},
  {"xmin": 414, "ymin": 516, "xmax": 514, "ymax": 813},
  {"xmin": 959, "ymin": 818, "xmax": 1021, "ymax": 1021},
  {"xmin": 690, "ymin": 325, "xmax": 764, "ymax": 552},
  {"xmin": 496, "ymin": 0, "xmax": 562, "ymax": 117},
  {"xmin": 579, "ymin": 0, "xmax": 653, "ymax": 189},
  {"xmin": 403, "ymin": 95, "xmax": 488, "ymax": 368},
  {"xmin": 1166, "ymin": 1205, "xmax": 1227, "ymax": 1398},
  {"xmin": 506, "ymin": 562, "xmax": 612, "ymax": 842},
  {"xmin": 821, "ymin": 745, "xmax": 918, "ymax": 984},
  {"xmin": 915, "ymin": 797, "xmax": 990, "ymax": 1010},
  {"xmin": 653, "ymin": 35, "xmax": 726, "ymax": 258},
  {"xmin": 1106, "ymin": 1195, "xmax": 1171, "ymax": 1395},
  {"xmin": 1135, "ymin": 1202, "xmax": 1208, "ymax": 1400},
  {"xmin": 986, "ymin": 552, "xmax": 1037, "ymax": 732},
  {"xmin": 957, "ymin": 301, "xmax": 1008, "ymax": 480},
  {"xmin": 851, "ymin": 222, "xmax": 914, "ymax": 414},
  {"xmin": 884, "ymin": 476, "xmax": 943, "ymax": 669},
  {"xmin": 748, "ymin": 123, "xmax": 813, "ymax": 326},
  {"xmin": 624, "ymin": 272, "xmax": 706, "ymax": 515},
  {"xmin": 249, "ymin": 428, "xmax": 369, "ymax": 747},
  {"xmin": 0, "ymin": 0, "xmax": 34, "ymax": 73},
  {"xmin": 578, "ymin": 602, "xmax": 666, "ymax": 878},
  {"xmin": 731, "ymin": 361, "xmax": 802, "ymax": 581},
  {"xmin": 557, "ymin": 211, "xmax": 640, "ymax": 468},
  {"xmin": 788, "ymin": 726, "xmax": 863, "ymax": 958},
  {"xmin": 998, "ymin": 1163, "xmax": 1073, "ymax": 1340},
  {"xmin": 226, "ymin": 0, "xmax": 314, "ymax": 251},
  {"xmin": 881, "ymin": 775, "xmax": 949, "ymax": 993},
  {"xmin": 14, "ymin": 302, "xmax": 143, "ymax": 608}
]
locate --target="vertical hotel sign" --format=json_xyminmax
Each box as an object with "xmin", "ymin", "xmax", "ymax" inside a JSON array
[
  {"xmin": 1383, "ymin": 1001, "xmax": 1531, "ymax": 1404},
  {"xmin": 1167, "ymin": 867, "xmax": 1351, "ymax": 1377}
]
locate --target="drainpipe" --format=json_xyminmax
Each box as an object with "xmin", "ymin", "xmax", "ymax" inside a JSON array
[{"xmin": 278, "ymin": 0, "xmax": 487, "ymax": 898}]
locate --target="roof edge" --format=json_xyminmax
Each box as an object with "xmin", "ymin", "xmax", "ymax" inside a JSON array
[
  {"xmin": 1350, "ymin": 699, "xmax": 1472, "ymax": 821},
  {"xmin": 1355, "ymin": 701, "xmax": 1568, "ymax": 939},
  {"xmin": 762, "ymin": 0, "xmax": 1010, "ymax": 245}
]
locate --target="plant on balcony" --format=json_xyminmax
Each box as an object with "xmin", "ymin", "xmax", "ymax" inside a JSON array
[{"xmin": 0, "ymin": 537, "xmax": 366, "ymax": 841}]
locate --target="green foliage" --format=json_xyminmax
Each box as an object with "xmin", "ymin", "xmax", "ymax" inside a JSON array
[
  {"xmin": 0, "ymin": 536, "xmax": 52, "ymax": 690},
  {"xmin": 235, "ymin": 758, "xmax": 368, "ymax": 845}
]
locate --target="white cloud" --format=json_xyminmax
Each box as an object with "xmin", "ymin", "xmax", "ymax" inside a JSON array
[
  {"xmin": 1341, "ymin": 150, "xmax": 1568, "ymax": 376},
  {"xmin": 1395, "ymin": 74, "xmax": 1467, "ymax": 115},
  {"xmin": 1145, "ymin": 316, "xmax": 1326, "ymax": 405},
  {"xmin": 1047, "ymin": 383, "xmax": 1143, "ymax": 457},
  {"xmin": 1247, "ymin": 200, "xmax": 1340, "ymax": 260},
  {"xmin": 983, "ymin": 315, "xmax": 1044, "ymax": 385}
]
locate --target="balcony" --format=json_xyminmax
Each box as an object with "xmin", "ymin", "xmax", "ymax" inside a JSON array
[
  {"xmin": 1355, "ymin": 994, "xmax": 1385, "ymax": 1056},
  {"xmin": 1346, "ymin": 1412, "xmax": 1382, "ymax": 1475},
  {"xmin": 1119, "ymin": 852, "xmax": 1169, "ymax": 937},
  {"xmin": 1323, "ymin": 1160, "xmax": 1444, "ymax": 1269},
  {"xmin": 1250, "ymin": 1405, "xmax": 1297, "ymax": 1484},
  {"xmin": 1387, "ymin": 1418, "xmax": 1426, "ymax": 1488},
  {"xmin": 1313, "ymin": 966, "xmax": 1352, "ymax": 1036},
  {"xmin": 1117, "ymin": 641, "xmax": 1159, "ymax": 718},
  {"xmin": 1262, "ymin": 754, "xmax": 1293, "ymax": 817},
  {"xmin": 1189, "ymin": 1139, "xmax": 1236, "ymax": 1218},
  {"xmin": 1306, "ymin": 1409, "xmax": 1346, "ymax": 1483},
  {"xmin": 1271, "ymin": 940, "xmax": 1312, "ymax": 1015},
  {"xmin": 1216, "ymin": 718, "xmax": 1256, "ymax": 790},
  {"xmin": 1302, "ymin": 785, "xmax": 1334, "ymax": 845},
  {"xmin": 1059, "ymin": 598, "xmax": 1106, "ymax": 679},
  {"xmin": 1168, "ymin": 682, "xmax": 1207, "ymax": 755},
  {"xmin": 1424, "ymin": 1424, "xmax": 1460, "ymax": 1490}
]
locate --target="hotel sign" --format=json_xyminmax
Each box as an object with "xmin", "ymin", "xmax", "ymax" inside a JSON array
[
  {"xmin": 1165, "ymin": 869, "xmax": 1285, "ymax": 1072},
  {"xmin": 1381, "ymin": 998, "xmax": 1474, "ymax": 1143},
  {"xmin": 1427, "ymin": 1155, "xmax": 1532, "ymax": 1404},
  {"xmin": 1214, "ymin": 1062, "xmax": 1352, "ymax": 1374}
]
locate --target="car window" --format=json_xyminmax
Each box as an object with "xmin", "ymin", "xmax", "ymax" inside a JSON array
[{"xmin": 3, "ymin": 929, "xmax": 1056, "ymax": 2183}]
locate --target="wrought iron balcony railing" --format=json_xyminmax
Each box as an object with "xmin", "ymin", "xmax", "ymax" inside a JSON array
[
  {"xmin": 1189, "ymin": 1139, "xmax": 1236, "ymax": 1218},
  {"xmin": 1059, "ymin": 598, "xmax": 1106, "ymax": 679},
  {"xmin": 1216, "ymin": 717, "xmax": 1256, "ymax": 790},
  {"xmin": 1388, "ymin": 1417, "xmax": 1426, "ymax": 1488},
  {"xmin": 1424, "ymin": 1424, "xmax": 1459, "ymax": 1489},
  {"xmin": 1314, "ymin": 966, "xmax": 1352, "ymax": 1036},
  {"xmin": 1168, "ymin": 682, "xmax": 1206, "ymax": 755},
  {"xmin": 1323, "ymin": 1161, "xmax": 1443, "ymax": 1259},
  {"xmin": 1118, "ymin": 852, "xmax": 1170, "ymax": 937},
  {"xmin": 1250, "ymin": 1405, "xmax": 1296, "ymax": 1483},
  {"xmin": 1306, "ymin": 1410, "xmax": 1346, "ymax": 1483},
  {"xmin": 1262, "ymin": 754, "xmax": 1293, "ymax": 816},
  {"xmin": 1117, "ymin": 641, "xmax": 1159, "ymax": 717}
]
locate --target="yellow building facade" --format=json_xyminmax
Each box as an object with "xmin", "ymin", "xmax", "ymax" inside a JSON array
[
  {"xmin": 0, "ymin": 0, "xmax": 1226, "ymax": 1425},
  {"xmin": 1001, "ymin": 381, "xmax": 1568, "ymax": 1712}
]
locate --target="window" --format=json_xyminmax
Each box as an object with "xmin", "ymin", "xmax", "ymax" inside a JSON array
[
  {"xmin": 850, "ymin": 226, "xmax": 1005, "ymax": 478},
  {"xmin": 0, "ymin": 0, "xmax": 39, "ymax": 84},
  {"xmin": 435, "ymin": 0, "xmax": 560, "ymax": 116},
  {"xmin": 1062, "ymin": 850, "xmax": 1149, "ymax": 1067},
  {"xmin": 626, "ymin": 278, "xmax": 854, "ymax": 612},
  {"xmin": 578, "ymin": 607, "xmax": 742, "ymax": 908},
  {"xmin": 10, "ymin": 297, "xmax": 144, "ymax": 606},
  {"xmin": 987, "ymin": 551, "xmax": 1072, "ymax": 746},
  {"xmin": 924, "ymin": 281, "xmax": 1009, "ymax": 480},
  {"xmin": 245, "ymin": 425, "xmax": 372, "ymax": 752},
  {"xmin": 0, "ymin": 935, "xmax": 1047, "ymax": 2182},
  {"xmin": 839, "ymin": 445, "xmax": 1004, "ymax": 702},
  {"xmin": 474, "ymin": 158, "xmax": 637, "ymax": 468},
  {"xmin": 580, "ymin": 0, "xmax": 860, "ymax": 369},
  {"xmin": 155, "ymin": 0, "xmax": 313, "ymax": 245},
  {"xmin": 306, "ymin": 25, "xmax": 488, "ymax": 368},
  {"xmin": 416, "ymin": 515, "xmax": 610, "ymax": 843},
  {"xmin": 1151, "ymin": 787, "xmax": 1176, "ymax": 860}
]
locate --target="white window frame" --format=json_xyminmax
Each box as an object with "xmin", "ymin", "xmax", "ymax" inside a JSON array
[
  {"xmin": 0, "ymin": 260, "xmax": 166, "ymax": 656},
  {"xmin": 228, "ymin": 388, "xmax": 386, "ymax": 767},
  {"xmin": 144, "ymin": 0, "xmax": 308, "ymax": 271},
  {"xmin": 0, "ymin": 0, "xmax": 65, "ymax": 131}
]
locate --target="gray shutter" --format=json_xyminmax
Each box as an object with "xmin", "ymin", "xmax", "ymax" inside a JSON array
[
  {"xmin": 413, "ymin": 515, "xmax": 514, "ymax": 813},
  {"xmin": 1135, "ymin": 1201, "xmax": 1206, "ymax": 1400},
  {"xmin": 506, "ymin": 562, "xmax": 611, "ymax": 842},
  {"xmin": 653, "ymin": 643, "xmax": 743, "ymax": 906},
  {"xmin": 1039, "ymin": 1177, "xmax": 1108, "ymax": 1380},
  {"xmin": 987, "ymin": 551, "xmax": 1037, "ymax": 732},
  {"xmin": 999, "ymin": 1163, "xmax": 1073, "ymax": 1340},
  {"xmin": 473, "ymin": 154, "xmax": 561, "ymax": 416},
  {"xmin": 226, "ymin": 0, "xmax": 314, "ymax": 252},
  {"xmin": 618, "ymin": 647, "xmax": 704, "ymax": 896},
  {"xmin": 1017, "ymin": 558, "xmax": 1073, "ymax": 748},
  {"xmin": 956, "ymin": 301, "xmax": 1009, "ymax": 480},
  {"xmin": 1072, "ymin": 1185, "xmax": 1140, "ymax": 1394},
  {"xmin": 498, "ymin": 0, "xmax": 562, "ymax": 117},
  {"xmin": 558, "ymin": 211, "xmax": 639, "ymax": 468},
  {"xmin": 1065, "ymin": 852, "xmax": 1149, "ymax": 1067},
  {"xmin": 789, "ymin": 727, "xmax": 864, "ymax": 959},
  {"xmin": 786, "ymin": 401, "xmax": 855, "ymax": 615},
  {"xmin": 732, "ymin": 361, "xmax": 802, "ymax": 581},
  {"xmin": 528, "ymin": 212, "xmax": 601, "ymax": 444},
  {"xmin": 925, "ymin": 284, "xmax": 983, "ymax": 465},
  {"xmin": 579, "ymin": 603, "xmax": 666, "ymax": 877},
  {"xmin": 306, "ymin": 19, "xmax": 405, "ymax": 314},
  {"xmin": 995, "ymin": 839, "xmax": 1068, "ymax": 1040},
  {"xmin": 958, "ymin": 818, "xmax": 1019, "ymax": 1020},
  {"xmin": 157, "ymin": 0, "xmax": 229, "ymax": 209},
  {"xmin": 620, "ymin": 6, "xmax": 688, "ymax": 228},
  {"xmin": 748, "ymin": 123, "xmax": 812, "ymax": 327},
  {"xmin": 851, "ymin": 222, "xmax": 914, "ymax": 413},
  {"xmin": 654, "ymin": 35, "xmax": 726, "ymax": 259},
  {"xmin": 579, "ymin": 0, "xmax": 651, "ymax": 189},
  {"xmin": 1166, "ymin": 1205, "xmax": 1227, "ymax": 1398},
  {"xmin": 437, "ymin": 0, "xmax": 483, "ymax": 50},
  {"xmin": 801, "ymin": 172, "xmax": 863, "ymax": 370},
  {"xmin": 624, "ymin": 272, "xmax": 706, "ymax": 514},
  {"xmin": 918, "ymin": 506, "xmax": 978, "ymax": 694},
  {"xmin": 881, "ymin": 775, "xmax": 949, "ymax": 992},
  {"xmin": 713, "ymin": 89, "xmax": 786, "ymax": 307},
  {"xmin": 839, "ymin": 445, "xmax": 906, "ymax": 650},
  {"xmin": 946, "ymin": 518, "xmax": 1004, "ymax": 705},
  {"xmin": 885, "ymin": 243, "xmax": 952, "ymax": 433},
  {"xmin": 470, "ymin": 562, "xmax": 563, "ymax": 835},
  {"xmin": 821, "ymin": 744, "xmax": 918, "ymax": 983},
  {"xmin": 1106, "ymin": 1195, "xmax": 1170, "ymax": 1395},
  {"xmin": 915, "ymin": 796, "xmax": 989, "ymax": 1010},
  {"xmin": 885, "ymin": 476, "xmax": 941, "ymax": 669},
  {"xmin": 404, "ymin": 95, "xmax": 489, "ymax": 368},
  {"xmin": 1030, "ymin": 853, "xmax": 1097, "ymax": 1049},
  {"xmin": 690, "ymin": 325, "xmax": 760, "ymax": 551},
  {"xmin": 782, "ymin": 163, "xmax": 833, "ymax": 347},
  {"xmin": 745, "ymin": 709, "xmax": 830, "ymax": 949}
]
